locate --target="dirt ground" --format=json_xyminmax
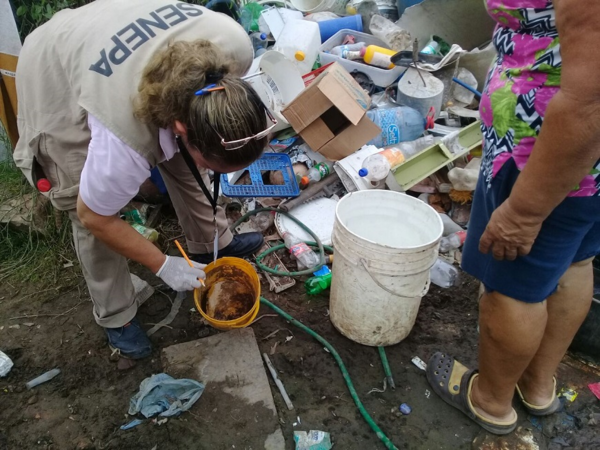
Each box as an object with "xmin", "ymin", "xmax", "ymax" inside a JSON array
[{"xmin": 1, "ymin": 264, "xmax": 599, "ymax": 450}]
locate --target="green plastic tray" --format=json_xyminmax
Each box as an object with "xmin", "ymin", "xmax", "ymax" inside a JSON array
[{"xmin": 391, "ymin": 121, "xmax": 482, "ymax": 191}]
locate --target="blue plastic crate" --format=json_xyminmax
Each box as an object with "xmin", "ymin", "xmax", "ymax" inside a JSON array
[{"xmin": 220, "ymin": 153, "xmax": 300, "ymax": 198}]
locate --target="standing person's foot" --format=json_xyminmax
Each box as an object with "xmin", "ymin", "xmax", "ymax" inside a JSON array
[
  {"xmin": 190, "ymin": 232, "xmax": 264, "ymax": 264},
  {"xmin": 515, "ymin": 376, "xmax": 561, "ymax": 416},
  {"xmin": 105, "ymin": 317, "xmax": 152, "ymax": 359},
  {"xmin": 426, "ymin": 352, "xmax": 518, "ymax": 435}
]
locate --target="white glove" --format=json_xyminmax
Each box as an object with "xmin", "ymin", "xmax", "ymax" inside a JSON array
[{"xmin": 155, "ymin": 256, "xmax": 206, "ymax": 291}]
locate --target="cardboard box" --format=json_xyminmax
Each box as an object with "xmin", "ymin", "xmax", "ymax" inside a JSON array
[{"xmin": 282, "ymin": 63, "xmax": 381, "ymax": 161}]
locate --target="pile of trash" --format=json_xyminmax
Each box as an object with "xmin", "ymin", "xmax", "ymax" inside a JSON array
[{"xmin": 123, "ymin": 0, "xmax": 498, "ymax": 293}]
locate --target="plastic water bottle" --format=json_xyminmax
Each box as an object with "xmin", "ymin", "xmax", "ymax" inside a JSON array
[
  {"xmin": 330, "ymin": 42, "xmax": 366, "ymax": 57},
  {"xmin": 359, "ymin": 148, "xmax": 404, "ymax": 183},
  {"xmin": 300, "ymin": 162, "xmax": 332, "ymax": 188},
  {"xmin": 430, "ymin": 258, "xmax": 460, "ymax": 288},
  {"xmin": 283, "ymin": 232, "xmax": 320, "ymax": 270},
  {"xmin": 251, "ymin": 32, "xmax": 268, "ymax": 56},
  {"xmin": 396, "ymin": 135, "xmax": 434, "ymax": 159},
  {"xmin": 439, "ymin": 230, "xmax": 467, "ymax": 253},
  {"xmin": 366, "ymin": 106, "xmax": 428, "ymax": 147},
  {"xmin": 305, "ymin": 272, "xmax": 332, "ymax": 295},
  {"xmin": 359, "ymin": 136, "xmax": 433, "ymax": 183}
]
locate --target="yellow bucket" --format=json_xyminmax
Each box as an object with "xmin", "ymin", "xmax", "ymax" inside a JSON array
[{"xmin": 194, "ymin": 257, "xmax": 260, "ymax": 331}]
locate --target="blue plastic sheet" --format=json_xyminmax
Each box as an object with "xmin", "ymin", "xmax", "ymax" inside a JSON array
[{"xmin": 128, "ymin": 373, "xmax": 205, "ymax": 418}]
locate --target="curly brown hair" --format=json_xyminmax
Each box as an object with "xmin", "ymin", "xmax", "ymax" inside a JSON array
[{"xmin": 134, "ymin": 39, "xmax": 267, "ymax": 167}]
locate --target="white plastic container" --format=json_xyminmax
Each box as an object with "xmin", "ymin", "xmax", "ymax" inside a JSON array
[
  {"xmin": 245, "ymin": 51, "xmax": 306, "ymax": 132},
  {"xmin": 290, "ymin": 0, "xmax": 348, "ymax": 15},
  {"xmin": 330, "ymin": 190, "xmax": 443, "ymax": 346},
  {"xmin": 319, "ymin": 29, "xmax": 406, "ymax": 87},
  {"xmin": 260, "ymin": 7, "xmax": 304, "ymax": 40},
  {"xmin": 273, "ymin": 20, "xmax": 321, "ymax": 75}
]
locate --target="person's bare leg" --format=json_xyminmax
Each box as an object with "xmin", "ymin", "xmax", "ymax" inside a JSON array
[
  {"xmin": 517, "ymin": 258, "xmax": 594, "ymax": 406},
  {"xmin": 470, "ymin": 291, "xmax": 548, "ymax": 420}
]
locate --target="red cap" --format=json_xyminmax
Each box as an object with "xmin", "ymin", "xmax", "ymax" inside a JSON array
[{"xmin": 37, "ymin": 178, "xmax": 51, "ymax": 192}]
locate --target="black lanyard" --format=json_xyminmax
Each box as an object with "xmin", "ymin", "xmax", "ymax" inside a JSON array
[{"xmin": 175, "ymin": 136, "xmax": 220, "ymax": 216}]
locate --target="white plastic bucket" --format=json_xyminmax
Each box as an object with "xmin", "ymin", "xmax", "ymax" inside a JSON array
[
  {"xmin": 330, "ymin": 190, "xmax": 443, "ymax": 346},
  {"xmin": 245, "ymin": 51, "xmax": 305, "ymax": 132},
  {"xmin": 290, "ymin": 0, "xmax": 348, "ymax": 15}
]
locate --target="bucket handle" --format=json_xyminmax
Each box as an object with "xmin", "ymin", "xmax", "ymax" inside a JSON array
[{"xmin": 360, "ymin": 258, "xmax": 430, "ymax": 299}]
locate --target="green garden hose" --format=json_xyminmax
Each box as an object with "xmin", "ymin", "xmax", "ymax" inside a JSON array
[
  {"xmin": 231, "ymin": 207, "xmax": 333, "ymax": 277},
  {"xmin": 260, "ymin": 297, "xmax": 399, "ymax": 450},
  {"xmin": 378, "ymin": 346, "xmax": 396, "ymax": 390}
]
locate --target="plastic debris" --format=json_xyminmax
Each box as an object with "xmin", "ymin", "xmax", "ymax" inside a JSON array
[
  {"xmin": 0, "ymin": 351, "xmax": 13, "ymax": 377},
  {"xmin": 411, "ymin": 356, "xmax": 427, "ymax": 371},
  {"xmin": 558, "ymin": 387, "xmax": 578, "ymax": 403},
  {"xmin": 588, "ymin": 382, "xmax": 600, "ymax": 401},
  {"xmin": 120, "ymin": 418, "xmax": 144, "ymax": 430},
  {"xmin": 399, "ymin": 403, "xmax": 412, "ymax": 415},
  {"xmin": 128, "ymin": 373, "xmax": 204, "ymax": 418},
  {"xmin": 263, "ymin": 353, "xmax": 294, "ymax": 411},
  {"xmin": 294, "ymin": 430, "xmax": 333, "ymax": 450},
  {"xmin": 26, "ymin": 368, "xmax": 61, "ymax": 389}
]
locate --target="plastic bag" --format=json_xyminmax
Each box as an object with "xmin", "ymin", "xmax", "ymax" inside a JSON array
[
  {"xmin": 128, "ymin": 373, "xmax": 205, "ymax": 418},
  {"xmin": 0, "ymin": 351, "xmax": 13, "ymax": 377}
]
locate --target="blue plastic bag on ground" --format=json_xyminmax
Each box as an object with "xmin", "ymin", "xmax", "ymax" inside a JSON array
[{"xmin": 128, "ymin": 373, "xmax": 205, "ymax": 418}]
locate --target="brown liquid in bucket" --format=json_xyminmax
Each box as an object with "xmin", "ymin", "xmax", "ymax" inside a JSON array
[{"xmin": 201, "ymin": 265, "xmax": 255, "ymax": 321}]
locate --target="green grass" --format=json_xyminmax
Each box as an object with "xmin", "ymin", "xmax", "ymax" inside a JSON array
[{"xmin": 0, "ymin": 130, "xmax": 79, "ymax": 288}]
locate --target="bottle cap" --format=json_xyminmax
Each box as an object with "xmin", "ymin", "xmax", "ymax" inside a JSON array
[
  {"xmin": 295, "ymin": 51, "xmax": 305, "ymax": 61},
  {"xmin": 360, "ymin": 47, "xmax": 366, "ymax": 57},
  {"xmin": 358, "ymin": 168, "xmax": 368, "ymax": 178},
  {"xmin": 300, "ymin": 176, "xmax": 309, "ymax": 186},
  {"xmin": 260, "ymin": 33, "xmax": 267, "ymax": 40},
  {"xmin": 37, "ymin": 178, "xmax": 51, "ymax": 192}
]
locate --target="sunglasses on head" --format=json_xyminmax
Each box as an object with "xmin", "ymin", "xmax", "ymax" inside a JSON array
[{"xmin": 204, "ymin": 107, "xmax": 278, "ymax": 150}]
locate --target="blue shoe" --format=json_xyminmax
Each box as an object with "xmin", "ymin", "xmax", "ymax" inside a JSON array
[
  {"xmin": 190, "ymin": 232, "xmax": 264, "ymax": 264},
  {"xmin": 105, "ymin": 317, "xmax": 152, "ymax": 359}
]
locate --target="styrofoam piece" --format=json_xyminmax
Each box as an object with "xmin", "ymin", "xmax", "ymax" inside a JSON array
[
  {"xmin": 319, "ymin": 29, "xmax": 407, "ymax": 87},
  {"xmin": 332, "ymin": 145, "xmax": 380, "ymax": 192},
  {"xmin": 260, "ymin": 7, "xmax": 303, "ymax": 40},
  {"xmin": 275, "ymin": 197, "xmax": 337, "ymax": 246}
]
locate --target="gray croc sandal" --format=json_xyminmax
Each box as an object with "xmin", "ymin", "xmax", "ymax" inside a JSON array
[
  {"xmin": 426, "ymin": 352, "xmax": 518, "ymax": 435},
  {"xmin": 515, "ymin": 377, "xmax": 562, "ymax": 416}
]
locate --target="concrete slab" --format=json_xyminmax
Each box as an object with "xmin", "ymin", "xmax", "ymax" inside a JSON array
[{"xmin": 162, "ymin": 328, "xmax": 286, "ymax": 450}]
